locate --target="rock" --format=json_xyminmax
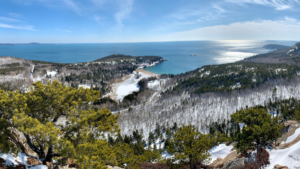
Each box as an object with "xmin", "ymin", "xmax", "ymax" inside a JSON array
[
  {"xmin": 274, "ymin": 164, "xmax": 289, "ymax": 169},
  {"xmin": 210, "ymin": 157, "xmax": 225, "ymax": 168},
  {"xmin": 26, "ymin": 157, "xmax": 42, "ymax": 166},
  {"xmin": 221, "ymin": 158, "xmax": 245, "ymax": 169},
  {"xmin": 107, "ymin": 166, "xmax": 124, "ymax": 169}
]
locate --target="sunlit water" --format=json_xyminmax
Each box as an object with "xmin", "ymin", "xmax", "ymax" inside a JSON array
[{"xmin": 0, "ymin": 40, "xmax": 296, "ymax": 75}]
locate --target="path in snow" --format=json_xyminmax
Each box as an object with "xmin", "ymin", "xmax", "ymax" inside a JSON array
[
  {"xmin": 267, "ymin": 141, "xmax": 300, "ymax": 169},
  {"xmin": 282, "ymin": 128, "xmax": 300, "ymax": 144}
]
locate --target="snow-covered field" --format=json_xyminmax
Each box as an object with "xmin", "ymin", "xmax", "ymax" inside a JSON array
[
  {"xmin": 282, "ymin": 128, "xmax": 300, "ymax": 144},
  {"xmin": 267, "ymin": 141, "xmax": 300, "ymax": 169},
  {"xmin": 116, "ymin": 72, "xmax": 151, "ymax": 100},
  {"xmin": 209, "ymin": 144, "xmax": 234, "ymax": 163},
  {"xmin": 0, "ymin": 153, "xmax": 47, "ymax": 169}
]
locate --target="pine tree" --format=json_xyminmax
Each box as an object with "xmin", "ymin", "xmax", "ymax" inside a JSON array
[
  {"xmin": 167, "ymin": 125, "xmax": 214, "ymax": 169},
  {"xmin": 0, "ymin": 80, "xmax": 119, "ymax": 168},
  {"xmin": 231, "ymin": 108, "xmax": 283, "ymax": 154}
]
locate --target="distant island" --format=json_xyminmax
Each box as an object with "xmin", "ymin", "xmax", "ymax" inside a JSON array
[{"xmin": 263, "ymin": 44, "xmax": 290, "ymax": 50}]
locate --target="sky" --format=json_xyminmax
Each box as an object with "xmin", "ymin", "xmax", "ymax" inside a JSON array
[{"xmin": 1, "ymin": 0, "xmax": 300, "ymax": 43}]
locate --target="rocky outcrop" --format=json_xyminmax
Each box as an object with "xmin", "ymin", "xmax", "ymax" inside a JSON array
[
  {"xmin": 210, "ymin": 151, "xmax": 237, "ymax": 168},
  {"xmin": 274, "ymin": 164, "xmax": 289, "ymax": 169},
  {"xmin": 221, "ymin": 158, "xmax": 245, "ymax": 169},
  {"xmin": 26, "ymin": 157, "xmax": 42, "ymax": 166}
]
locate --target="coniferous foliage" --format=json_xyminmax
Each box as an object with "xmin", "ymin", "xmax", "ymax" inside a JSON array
[
  {"xmin": 231, "ymin": 108, "xmax": 283, "ymax": 153},
  {"xmin": 0, "ymin": 80, "xmax": 120, "ymax": 168}
]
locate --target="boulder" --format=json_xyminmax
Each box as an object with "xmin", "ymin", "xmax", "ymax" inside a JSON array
[
  {"xmin": 221, "ymin": 158, "xmax": 245, "ymax": 169},
  {"xmin": 26, "ymin": 157, "xmax": 42, "ymax": 166},
  {"xmin": 274, "ymin": 164, "xmax": 289, "ymax": 169},
  {"xmin": 210, "ymin": 157, "xmax": 225, "ymax": 168}
]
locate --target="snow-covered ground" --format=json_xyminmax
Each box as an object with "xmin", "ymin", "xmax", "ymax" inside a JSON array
[
  {"xmin": 209, "ymin": 144, "xmax": 234, "ymax": 163},
  {"xmin": 267, "ymin": 141, "xmax": 300, "ymax": 169},
  {"xmin": 148, "ymin": 80, "xmax": 160, "ymax": 89},
  {"xmin": 78, "ymin": 84, "xmax": 91, "ymax": 89},
  {"xmin": 0, "ymin": 153, "xmax": 47, "ymax": 169},
  {"xmin": 116, "ymin": 72, "xmax": 151, "ymax": 100},
  {"xmin": 47, "ymin": 70, "xmax": 57, "ymax": 77},
  {"xmin": 282, "ymin": 128, "xmax": 300, "ymax": 144}
]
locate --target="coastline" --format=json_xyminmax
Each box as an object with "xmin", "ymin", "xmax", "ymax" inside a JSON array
[{"xmin": 135, "ymin": 69, "xmax": 159, "ymax": 77}]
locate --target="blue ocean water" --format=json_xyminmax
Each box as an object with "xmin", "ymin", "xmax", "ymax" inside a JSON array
[{"xmin": 0, "ymin": 41, "xmax": 297, "ymax": 75}]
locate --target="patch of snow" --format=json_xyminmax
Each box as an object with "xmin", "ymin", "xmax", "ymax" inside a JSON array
[
  {"xmin": 0, "ymin": 153, "xmax": 47, "ymax": 169},
  {"xmin": 116, "ymin": 72, "xmax": 151, "ymax": 100},
  {"xmin": 0, "ymin": 154, "xmax": 18, "ymax": 166},
  {"xmin": 282, "ymin": 128, "xmax": 300, "ymax": 144},
  {"xmin": 275, "ymin": 68, "xmax": 287, "ymax": 74},
  {"xmin": 78, "ymin": 84, "xmax": 91, "ymax": 89},
  {"xmin": 209, "ymin": 144, "xmax": 234, "ymax": 163},
  {"xmin": 267, "ymin": 141, "xmax": 300, "ymax": 169},
  {"xmin": 231, "ymin": 82, "xmax": 241, "ymax": 89},
  {"xmin": 148, "ymin": 80, "xmax": 160, "ymax": 89},
  {"xmin": 116, "ymin": 78, "xmax": 140, "ymax": 100},
  {"xmin": 47, "ymin": 71, "xmax": 57, "ymax": 77}
]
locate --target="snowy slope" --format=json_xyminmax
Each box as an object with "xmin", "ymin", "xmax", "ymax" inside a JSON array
[
  {"xmin": 118, "ymin": 77, "xmax": 300, "ymax": 138},
  {"xmin": 209, "ymin": 144, "xmax": 234, "ymax": 163},
  {"xmin": 116, "ymin": 72, "xmax": 151, "ymax": 100},
  {"xmin": 282, "ymin": 128, "xmax": 300, "ymax": 144},
  {"xmin": 267, "ymin": 141, "xmax": 300, "ymax": 169},
  {"xmin": 0, "ymin": 153, "xmax": 47, "ymax": 169}
]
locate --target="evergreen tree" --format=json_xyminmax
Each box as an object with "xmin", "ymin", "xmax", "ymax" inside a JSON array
[
  {"xmin": 167, "ymin": 125, "xmax": 214, "ymax": 169},
  {"xmin": 0, "ymin": 80, "xmax": 119, "ymax": 168},
  {"xmin": 231, "ymin": 108, "xmax": 283, "ymax": 154}
]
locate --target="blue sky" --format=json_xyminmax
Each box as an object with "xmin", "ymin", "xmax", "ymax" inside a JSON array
[{"xmin": 1, "ymin": 0, "xmax": 300, "ymax": 43}]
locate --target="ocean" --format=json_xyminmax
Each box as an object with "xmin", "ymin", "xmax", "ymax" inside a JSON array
[{"xmin": 0, "ymin": 40, "xmax": 297, "ymax": 75}]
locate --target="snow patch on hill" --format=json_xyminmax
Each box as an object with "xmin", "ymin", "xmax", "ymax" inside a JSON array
[
  {"xmin": 282, "ymin": 128, "xmax": 300, "ymax": 144},
  {"xmin": 209, "ymin": 144, "xmax": 234, "ymax": 163},
  {"xmin": 267, "ymin": 141, "xmax": 300, "ymax": 169},
  {"xmin": 0, "ymin": 153, "xmax": 47, "ymax": 169}
]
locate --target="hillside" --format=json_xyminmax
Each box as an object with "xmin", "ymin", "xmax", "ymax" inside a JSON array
[
  {"xmin": 116, "ymin": 42, "xmax": 300, "ymax": 137},
  {"xmin": 0, "ymin": 55, "xmax": 164, "ymax": 95}
]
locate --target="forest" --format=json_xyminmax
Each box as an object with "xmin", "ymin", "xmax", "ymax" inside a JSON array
[{"xmin": 0, "ymin": 80, "xmax": 296, "ymax": 169}]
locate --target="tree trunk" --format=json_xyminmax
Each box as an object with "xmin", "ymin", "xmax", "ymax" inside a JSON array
[
  {"xmin": 189, "ymin": 155, "xmax": 193, "ymax": 169},
  {"xmin": 44, "ymin": 146, "xmax": 53, "ymax": 165}
]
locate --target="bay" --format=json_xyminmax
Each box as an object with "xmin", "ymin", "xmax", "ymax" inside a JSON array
[{"xmin": 0, "ymin": 40, "xmax": 296, "ymax": 75}]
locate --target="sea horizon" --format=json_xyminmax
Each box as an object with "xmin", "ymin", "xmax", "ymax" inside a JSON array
[{"xmin": 0, "ymin": 40, "xmax": 297, "ymax": 75}]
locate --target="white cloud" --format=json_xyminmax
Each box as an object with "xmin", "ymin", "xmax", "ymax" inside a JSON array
[
  {"xmin": 0, "ymin": 16, "xmax": 23, "ymax": 22},
  {"xmin": 55, "ymin": 29, "xmax": 72, "ymax": 32},
  {"xmin": 212, "ymin": 4, "xmax": 227, "ymax": 13},
  {"xmin": 62, "ymin": 0, "xmax": 81, "ymax": 14},
  {"xmin": 226, "ymin": 0, "xmax": 300, "ymax": 10},
  {"xmin": 114, "ymin": 0, "xmax": 134, "ymax": 28},
  {"xmin": 0, "ymin": 23, "xmax": 35, "ymax": 31},
  {"xmin": 158, "ymin": 17, "xmax": 300, "ymax": 41}
]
